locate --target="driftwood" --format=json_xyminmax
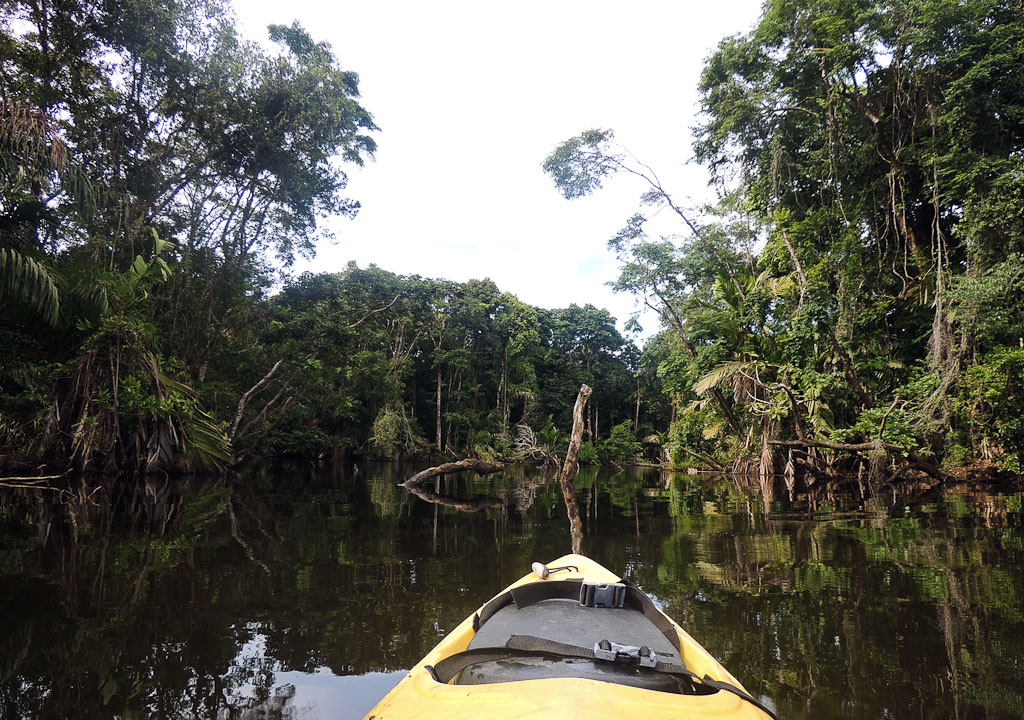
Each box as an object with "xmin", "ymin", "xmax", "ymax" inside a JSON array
[
  {"xmin": 0, "ymin": 470, "xmax": 70, "ymax": 484},
  {"xmin": 769, "ymin": 438, "xmax": 951, "ymax": 484},
  {"xmin": 558, "ymin": 384, "xmax": 592, "ymax": 554},
  {"xmin": 676, "ymin": 445, "xmax": 727, "ymax": 472},
  {"xmin": 0, "ymin": 469, "xmax": 71, "ymax": 490},
  {"xmin": 402, "ymin": 458, "xmax": 505, "ymax": 487}
]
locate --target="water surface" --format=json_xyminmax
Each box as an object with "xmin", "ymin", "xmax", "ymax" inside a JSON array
[{"xmin": 1, "ymin": 463, "xmax": 1022, "ymax": 719}]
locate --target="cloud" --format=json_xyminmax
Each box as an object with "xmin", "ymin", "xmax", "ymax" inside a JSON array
[{"xmin": 236, "ymin": 0, "xmax": 763, "ymax": 337}]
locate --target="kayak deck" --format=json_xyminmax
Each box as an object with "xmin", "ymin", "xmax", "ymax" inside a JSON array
[
  {"xmin": 363, "ymin": 554, "xmax": 773, "ymax": 720},
  {"xmin": 461, "ymin": 596, "xmax": 690, "ymax": 691}
]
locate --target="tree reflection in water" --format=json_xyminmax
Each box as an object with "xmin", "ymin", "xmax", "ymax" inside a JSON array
[{"xmin": 0, "ymin": 463, "xmax": 1021, "ymax": 719}]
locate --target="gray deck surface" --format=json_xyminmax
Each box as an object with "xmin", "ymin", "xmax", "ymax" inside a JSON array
[{"xmin": 459, "ymin": 598, "xmax": 684, "ymax": 691}]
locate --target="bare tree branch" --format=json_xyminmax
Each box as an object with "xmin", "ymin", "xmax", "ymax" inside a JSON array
[
  {"xmin": 345, "ymin": 292, "xmax": 403, "ymax": 330},
  {"xmin": 229, "ymin": 360, "xmax": 283, "ymax": 442}
]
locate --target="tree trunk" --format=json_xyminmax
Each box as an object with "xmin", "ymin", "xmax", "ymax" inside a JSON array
[
  {"xmin": 403, "ymin": 458, "xmax": 505, "ymax": 487},
  {"xmin": 436, "ymin": 368, "xmax": 442, "ymax": 451},
  {"xmin": 502, "ymin": 344, "xmax": 510, "ymax": 431},
  {"xmin": 559, "ymin": 384, "xmax": 592, "ymax": 554},
  {"xmin": 634, "ymin": 379, "xmax": 641, "ymax": 433},
  {"xmin": 779, "ymin": 228, "xmax": 807, "ymax": 311}
]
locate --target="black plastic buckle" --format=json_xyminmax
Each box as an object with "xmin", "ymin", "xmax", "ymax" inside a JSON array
[
  {"xmin": 593, "ymin": 639, "xmax": 657, "ymax": 667},
  {"xmin": 579, "ymin": 581, "xmax": 626, "ymax": 608}
]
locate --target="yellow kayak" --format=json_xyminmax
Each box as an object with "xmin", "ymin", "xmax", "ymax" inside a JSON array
[{"xmin": 363, "ymin": 553, "xmax": 775, "ymax": 719}]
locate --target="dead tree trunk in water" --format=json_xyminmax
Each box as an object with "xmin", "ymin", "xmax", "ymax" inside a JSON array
[
  {"xmin": 559, "ymin": 384, "xmax": 592, "ymax": 554},
  {"xmin": 403, "ymin": 458, "xmax": 505, "ymax": 487}
]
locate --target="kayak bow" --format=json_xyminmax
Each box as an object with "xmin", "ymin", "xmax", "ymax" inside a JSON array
[{"xmin": 363, "ymin": 553, "xmax": 775, "ymax": 720}]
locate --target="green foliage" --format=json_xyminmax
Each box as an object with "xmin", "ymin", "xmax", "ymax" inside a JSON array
[
  {"xmin": 666, "ymin": 411, "xmax": 722, "ymax": 467},
  {"xmin": 949, "ymin": 255, "xmax": 1024, "ymax": 351},
  {"xmin": 599, "ymin": 421, "xmax": 643, "ymax": 463},
  {"xmin": 370, "ymin": 407, "xmax": 405, "ymax": 458},
  {"xmin": 541, "ymin": 129, "xmax": 619, "ymax": 199},
  {"xmin": 35, "ymin": 239, "xmax": 232, "ymax": 471},
  {"xmin": 546, "ymin": 0, "xmax": 1024, "ymax": 476},
  {"xmin": 577, "ymin": 442, "xmax": 600, "ymax": 465},
  {"xmin": 0, "ymin": 248, "xmax": 60, "ymax": 326},
  {"xmin": 833, "ymin": 407, "xmax": 919, "ymax": 450},
  {"xmin": 0, "ymin": 0, "xmax": 376, "ymax": 472},
  {"xmin": 960, "ymin": 348, "xmax": 1024, "ymax": 471},
  {"xmin": 6, "ymin": 0, "xmax": 1021, "ymax": 478},
  {"xmin": 261, "ymin": 265, "xmax": 642, "ymax": 461}
]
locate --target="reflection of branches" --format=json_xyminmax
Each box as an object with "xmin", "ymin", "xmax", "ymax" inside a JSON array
[
  {"xmin": 241, "ymin": 495, "xmax": 286, "ymax": 542},
  {"xmin": 226, "ymin": 496, "xmax": 270, "ymax": 575},
  {"xmin": 402, "ymin": 483, "xmax": 502, "ymax": 512}
]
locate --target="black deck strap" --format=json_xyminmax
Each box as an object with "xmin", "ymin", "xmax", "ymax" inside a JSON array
[
  {"xmin": 430, "ymin": 635, "xmax": 778, "ymax": 720},
  {"xmin": 510, "ymin": 579, "xmax": 583, "ymax": 609},
  {"xmin": 694, "ymin": 675, "xmax": 779, "ymax": 719},
  {"xmin": 505, "ymin": 633, "xmax": 600, "ymax": 659},
  {"xmin": 506, "ymin": 635, "xmax": 685, "ymax": 670},
  {"xmin": 475, "ymin": 580, "xmax": 584, "ymax": 628}
]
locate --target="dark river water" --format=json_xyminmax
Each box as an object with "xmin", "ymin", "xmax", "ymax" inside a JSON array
[{"xmin": 1, "ymin": 462, "xmax": 1022, "ymax": 719}]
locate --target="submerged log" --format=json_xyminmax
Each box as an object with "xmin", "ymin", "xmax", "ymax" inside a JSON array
[
  {"xmin": 402, "ymin": 458, "xmax": 505, "ymax": 487},
  {"xmin": 558, "ymin": 384, "xmax": 592, "ymax": 554}
]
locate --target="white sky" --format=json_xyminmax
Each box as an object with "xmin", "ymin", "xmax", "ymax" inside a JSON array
[{"xmin": 234, "ymin": 0, "xmax": 764, "ymax": 338}]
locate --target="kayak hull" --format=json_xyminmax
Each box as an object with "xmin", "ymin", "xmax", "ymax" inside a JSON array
[{"xmin": 363, "ymin": 554, "xmax": 772, "ymax": 720}]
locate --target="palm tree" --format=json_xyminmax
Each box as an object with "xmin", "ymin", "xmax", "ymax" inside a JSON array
[{"xmin": 0, "ymin": 100, "xmax": 73, "ymax": 325}]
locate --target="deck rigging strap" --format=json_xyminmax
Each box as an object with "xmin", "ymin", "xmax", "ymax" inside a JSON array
[
  {"xmin": 472, "ymin": 578, "xmax": 681, "ymax": 652},
  {"xmin": 426, "ymin": 633, "xmax": 777, "ymax": 720}
]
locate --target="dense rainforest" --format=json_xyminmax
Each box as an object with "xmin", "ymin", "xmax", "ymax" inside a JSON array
[
  {"xmin": 544, "ymin": 0, "xmax": 1024, "ymax": 488},
  {"xmin": 0, "ymin": 0, "xmax": 655, "ymax": 473},
  {"xmin": 2, "ymin": 0, "xmax": 1024, "ymax": 490}
]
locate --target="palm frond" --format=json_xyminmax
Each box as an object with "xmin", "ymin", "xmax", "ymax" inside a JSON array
[
  {"xmin": 686, "ymin": 398, "xmax": 706, "ymax": 413},
  {"xmin": 693, "ymin": 360, "xmax": 751, "ymax": 396},
  {"xmin": 159, "ymin": 371, "xmax": 234, "ymax": 467},
  {"xmin": 64, "ymin": 283, "xmax": 109, "ymax": 323},
  {"xmin": 766, "ymin": 272, "xmax": 797, "ymax": 297},
  {"xmin": 0, "ymin": 100, "xmax": 65, "ymax": 171},
  {"xmin": 703, "ymin": 420, "xmax": 727, "ymax": 439},
  {"xmin": 181, "ymin": 405, "xmax": 234, "ymax": 466},
  {"xmin": 0, "ymin": 248, "xmax": 60, "ymax": 325}
]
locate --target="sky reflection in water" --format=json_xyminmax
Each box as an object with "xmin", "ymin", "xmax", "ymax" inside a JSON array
[{"xmin": 0, "ymin": 462, "xmax": 1022, "ymax": 719}]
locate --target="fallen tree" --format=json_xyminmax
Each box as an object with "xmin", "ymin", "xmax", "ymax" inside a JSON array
[{"xmin": 402, "ymin": 458, "xmax": 505, "ymax": 487}]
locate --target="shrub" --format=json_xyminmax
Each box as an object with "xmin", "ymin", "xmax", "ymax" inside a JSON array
[
  {"xmin": 600, "ymin": 421, "xmax": 642, "ymax": 463},
  {"xmin": 578, "ymin": 442, "xmax": 599, "ymax": 465},
  {"xmin": 961, "ymin": 347, "xmax": 1024, "ymax": 471}
]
